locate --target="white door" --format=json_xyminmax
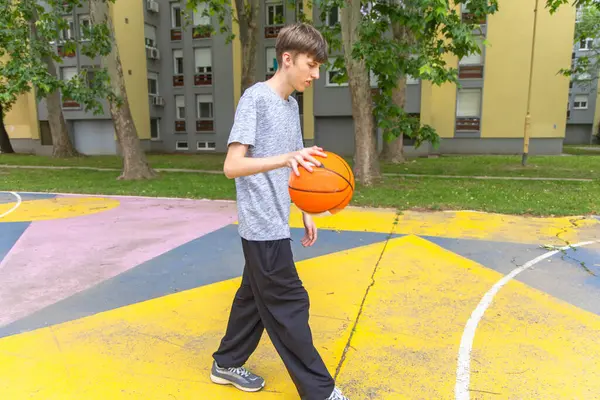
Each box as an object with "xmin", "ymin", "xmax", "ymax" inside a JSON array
[{"xmin": 73, "ymin": 120, "xmax": 117, "ymax": 155}]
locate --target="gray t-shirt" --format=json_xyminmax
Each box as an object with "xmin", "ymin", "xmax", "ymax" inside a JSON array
[{"xmin": 227, "ymin": 82, "xmax": 304, "ymax": 241}]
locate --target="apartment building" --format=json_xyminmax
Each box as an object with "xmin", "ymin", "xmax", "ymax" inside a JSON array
[
  {"xmin": 5, "ymin": 0, "xmax": 577, "ymax": 156},
  {"xmin": 565, "ymin": 6, "xmax": 600, "ymax": 145}
]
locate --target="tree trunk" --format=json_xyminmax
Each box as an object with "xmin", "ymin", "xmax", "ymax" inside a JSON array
[
  {"xmin": 340, "ymin": 1, "xmax": 380, "ymax": 185},
  {"xmin": 236, "ymin": 0, "xmax": 259, "ymax": 93},
  {"xmin": 29, "ymin": 9, "xmax": 80, "ymax": 158},
  {"xmin": 380, "ymin": 76, "xmax": 407, "ymax": 163},
  {"xmin": 0, "ymin": 104, "xmax": 15, "ymax": 154},
  {"xmin": 89, "ymin": 0, "xmax": 156, "ymax": 180},
  {"xmin": 380, "ymin": 21, "xmax": 413, "ymax": 164}
]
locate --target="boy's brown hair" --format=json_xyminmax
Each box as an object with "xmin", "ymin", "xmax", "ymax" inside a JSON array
[{"xmin": 275, "ymin": 22, "xmax": 328, "ymax": 66}]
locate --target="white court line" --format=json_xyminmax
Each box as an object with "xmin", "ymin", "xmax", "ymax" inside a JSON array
[
  {"xmin": 455, "ymin": 239, "xmax": 600, "ymax": 400},
  {"xmin": 0, "ymin": 191, "xmax": 22, "ymax": 219}
]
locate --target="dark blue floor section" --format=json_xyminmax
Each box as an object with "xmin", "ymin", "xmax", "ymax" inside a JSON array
[
  {"xmin": 0, "ymin": 222, "xmax": 31, "ymax": 264},
  {"xmin": 0, "ymin": 192, "xmax": 56, "ymax": 204},
  {"xmin": 0, "ymin": 225, "xmax": 397, "ymax": 338}
]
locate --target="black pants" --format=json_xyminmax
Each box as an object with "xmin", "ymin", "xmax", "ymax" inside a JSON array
[{"xmin": 213, "ymin": 238, "xmax": 335, "ymax": 400}]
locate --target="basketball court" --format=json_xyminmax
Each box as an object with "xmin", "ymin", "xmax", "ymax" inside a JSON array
[{"xmin": 1, "ymin": 191, "xmax": 599, "ymax": 399}]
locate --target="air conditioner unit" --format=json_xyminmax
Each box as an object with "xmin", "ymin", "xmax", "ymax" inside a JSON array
[
  {"xmin": 145, "ymin": 46, "xmax": 160, "ymax": 60},
  {"xmin": 147, "ymin": 0, "xmax": 159, "ymax": 12},
  {"xmin": 152, "ymin": 96, "xmax": 165, "ymax": 106}
]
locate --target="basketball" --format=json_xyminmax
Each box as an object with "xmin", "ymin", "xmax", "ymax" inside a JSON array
[{"xmin": 288, "ymin": 151, "xmax": 355, "ymax": 215}]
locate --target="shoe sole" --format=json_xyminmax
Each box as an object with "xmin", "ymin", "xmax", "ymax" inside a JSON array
[{"xmin": 210, "ymin": 373, "xmax": 265, "ymax": 392}]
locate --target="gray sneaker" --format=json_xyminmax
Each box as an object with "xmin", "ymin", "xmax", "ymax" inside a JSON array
[
  {"xmin": 210, "ymin": 360, "xmax": 265, "ymax": 392},
  {"xmin": 326, "ymin": 387, "xmax": 349, "ymax": 400}
]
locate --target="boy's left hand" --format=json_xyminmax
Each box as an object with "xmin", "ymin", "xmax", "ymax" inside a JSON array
[{"xmin": 301, "ymin": 212, "xmax": 317, "ymax": 247}]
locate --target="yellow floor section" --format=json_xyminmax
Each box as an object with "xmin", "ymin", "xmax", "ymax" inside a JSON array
[
  {"xmin": 0, "ymin": 197, "xmax": 120, "ymax": 222},
  {"xmin": 289, "ymin": 206, "xmax": 599, "ymax": 245},
  {"xmin": 336, "ymin": 236, "xmax": 600, "ymax": 399},
  {"xmin": 1, "ymin": 232, "xmax": 599, "ymax": 399}
]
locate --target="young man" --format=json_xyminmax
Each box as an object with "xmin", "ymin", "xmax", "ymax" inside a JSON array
[{"xmin": 210, "ymin": 23, "xmax": 350, "ymax": 400}]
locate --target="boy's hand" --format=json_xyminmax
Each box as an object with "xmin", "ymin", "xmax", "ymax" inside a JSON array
[
  {"xmin": 287, "ymin": 146, "xmax": 327, "ymax": 176},
  {"xmin": 301, "ymin": 212, "xmax": 318, "ymax": 247}
]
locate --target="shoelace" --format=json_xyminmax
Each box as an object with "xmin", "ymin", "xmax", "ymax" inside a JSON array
[{"xmin": 228, "ymin": 366, "xmax": 251, "ymax": 378}]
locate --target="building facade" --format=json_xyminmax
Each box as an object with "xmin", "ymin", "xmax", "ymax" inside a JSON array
[
  {"xmin": 5, "ymin": 0, "xmax": 578, "ymax": 157},
  {"xmin": 565, "ymin": 6, "xmax": 600, "ymax": 145}
]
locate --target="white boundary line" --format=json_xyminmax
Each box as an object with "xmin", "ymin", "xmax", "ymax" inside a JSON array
[
  {"xmin": 455, "ymin": 239, "xmax": 600, "ymax": 400},
  {"xmin": 0, "ymin": 191, "xmax": 22, "ymax": 219}
]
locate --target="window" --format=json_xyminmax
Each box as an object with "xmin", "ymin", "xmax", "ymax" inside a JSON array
[
  {"xmin": 193, "ymin": 3, "xmax": 210, "ymax": 26},
  {"xmin": 574, "ymin": 94, "xmax": 588, "ymax": 109},
  {"xmin": 197, "ymin": 141, "xmax": 216, "ymax": 151},
  {"xmin": 83, "ymin": 67, "xmax": 96, "ymax": 89},
  {"xmin": 266, "ymin": 47, "xmax": 277, "ymax": 75},
  {"xmin": 147, "ymin": 72, "xmax": 158, "ymax": 96},
  {"xmin": 144, "ymin": 24, "xmax": 157, "ymax": 47},
  {"xmin": 79, "ymin": 15, "xmax": 91, "ymax": 40},
  {"xmin": 196, "ymin": 94, "xmax": 213, "ymax": 119},
  {"xmin": 61, "ymin": 66, "xmax": 78, "ymax": 82},
  {"xmin": 459, "ymin": 36, "xmax": 484, "ymax": 65},
  {"xmin": 150, "ymin": 118, "xmax": 160, "ymax": 140},
  {"xmin": 326, "ymin": 6, "xmax": 340, "ymax": 26},
  {"xmin": 173, "ymin": 49, "xmax": 184, "ymax": 75},
  {"xmin": 266, "ymin": 1, "xmax": 284, "ymax": 26},
  {"xmin": 194, "ymin": 48, "xmax": 212, "ymax": 84},
  {"xmin": 406, "ymin": 75, "xmax": 419, "ymax": 84},
  {"xmin": 580, "ymin": 38, "xmax": 593, "ymax": 51},
  {"xmin": 369, "ymin": 70, "xmax": 378, "ymax": 88},
  {"xmin": 457, "ymin": 89, "xmax": 481, "ymax": 117},
  {"xmin": 325, "ymin": 59, "xmax": 347, "ymax": 87},
  {"xmin": 175, "ymin": 95, "xmax": 185, "ymax": 119},
  {"xmin": 176, "ymin": 141, "xmax": 188, "ymax": 150},
  {"xmin": 59, "ymin": 16, "xmax": 74, "ymax": 41},
  {"xmin": 171, "ymin": 2, "xmax": 182, "ymax": 28}
]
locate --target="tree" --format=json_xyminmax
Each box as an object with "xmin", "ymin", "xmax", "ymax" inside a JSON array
[
  {"xmin": 30, "ymin": 5, "xmax": 80, "ymax": 158},
  {"xmin": 89, "ymin": 0, "xmax": 156, "ymax": 179},
  {"xmin": 317, "ymin": 0, "xmax": 497, "ymax": 184},
  {"xmin": 185, "ymin": 0, "xmax": 260, "ymax": 94}
]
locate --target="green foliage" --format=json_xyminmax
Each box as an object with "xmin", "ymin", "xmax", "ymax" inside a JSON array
[
  {"xmin": 558, "ymin": 4, "xmax": 600, "ymax": 90},
  {"xmin": 0, "ymin": 0, "xmax": 116, "ymax": 117}
]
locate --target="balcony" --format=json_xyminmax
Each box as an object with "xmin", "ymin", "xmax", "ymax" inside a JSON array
[
  {"xmin": 171, "ymin": 28, "xmax": 182, "ymax": 41},
  {"xmin": 61, "ymin": 97, "xmax": 80, "ymax": 108},
  {"xmin": 458, "ymin": 65, "xmax": 484, "ymax": 79},
  {"xmin": 265, "ymin": 25, "xmax": 283, "ymax": 38},
  {"xmin": 175, "ymin": 120, "xmax": 186, "ymax": 132},
  {"xmin": 455, "ymin": 117, "xmax": 480, "ymax": 131},
  {"xmin": 173, "ymin": 75, "xmax": 184, "ymax": 87},
  {"xmin": 461, "ymin": 12, "xmax": 486, "ymax": 25},
  {"xmin": 194, "ymin": 73, "xmax": 212, "ymax": 86},
  {"xmin": 57, "ymin": 45, "xmax": 76, "ymax": 58},
  {"xmin": 196, "ymin": 120, "xmax": 214, "ymax": 131},
  {"xmin": 192, "ymin": 25, "xmax": 212, "ymax": 39}
]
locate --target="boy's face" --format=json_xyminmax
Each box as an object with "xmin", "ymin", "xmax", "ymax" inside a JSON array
[{"xmin": 282, "ymin": 51, "xmax": 321, "ymax": 92}]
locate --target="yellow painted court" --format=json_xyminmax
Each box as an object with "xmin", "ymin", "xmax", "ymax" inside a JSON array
[{"xmin": 0, "ymin": 193, "xmax": 599, "ymax": 399}]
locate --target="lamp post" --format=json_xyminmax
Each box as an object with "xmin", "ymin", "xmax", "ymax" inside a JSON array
[{"xmin": 523, "ymin": 0, "xmax": 540, "ymax": 166}]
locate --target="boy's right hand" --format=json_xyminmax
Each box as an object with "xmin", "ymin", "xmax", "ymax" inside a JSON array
[{"xmin": 287, "ymin": 146, "xmax": 327, "ymax": 176}]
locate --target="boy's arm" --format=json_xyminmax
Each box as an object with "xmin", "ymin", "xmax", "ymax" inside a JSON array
[{"xmin": 223, "ymin": 142, "xmax": 326, "ymax": 179}]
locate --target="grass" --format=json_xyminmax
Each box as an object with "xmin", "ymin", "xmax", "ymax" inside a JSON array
[
  {"xmin": 1, "ymin": 152, "xmax": 599, "ymax": 180},
  {"xmin": 562, "ymin": 144, "xmax": 600, "ymax": 156},
  {"xmin": 2, "ymin": 167, "xmax": 598, "ymax": 217}
]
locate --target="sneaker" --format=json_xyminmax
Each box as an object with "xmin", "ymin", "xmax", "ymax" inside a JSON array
[
  {"xmin": 210, "ymin": 360, "xmax": 265, "ymax": 392},
  {"xmin": 326, "ymin": 387, "xmax": 349, "ymax": 400}
]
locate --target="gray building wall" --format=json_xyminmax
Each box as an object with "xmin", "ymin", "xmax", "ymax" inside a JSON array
[{"xmin": 565, "ymin": 35, "xmax": 599, "ymax": 144}]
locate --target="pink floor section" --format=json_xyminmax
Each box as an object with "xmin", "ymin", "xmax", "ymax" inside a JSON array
[{"xmin": 0, "ymin": 196, "xmax": 238, "ymax": 327}]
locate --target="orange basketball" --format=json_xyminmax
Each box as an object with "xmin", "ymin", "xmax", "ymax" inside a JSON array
[{"xmin": 288, "ymin": 151, "xmax": 355, "ymax": 215}]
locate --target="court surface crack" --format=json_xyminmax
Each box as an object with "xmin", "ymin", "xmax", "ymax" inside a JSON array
[{"xmin": 334, "ymin": 211, "xmax": 400, "ymax": 379}]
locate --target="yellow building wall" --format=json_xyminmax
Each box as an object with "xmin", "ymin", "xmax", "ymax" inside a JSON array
[
  {"xmin": 481, "ymin": 0, "xmax": 575, "ymax": 139},
  {"xmin": 4, "ymin": 91, "xmax": 40, "ymax": 140},
  {"xmin": 111, "ymin": 0, "xmax": 150, "ymax": 140},
  {"xmin": 420, "ymin": 54, "xmax": 458, "ymax": 139}
]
